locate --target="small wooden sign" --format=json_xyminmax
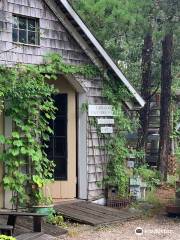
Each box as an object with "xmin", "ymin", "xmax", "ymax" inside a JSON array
[
  {"xmin": 88, "ymin": 105, "xmax": 113, "ymax": 117},
  {"xmin": 97, "ymin": 118, "xmax": 114, "ymax": 125},
  {"xmin": 101, "ymin": 127, "xmax": 113, "ymax": 134}
]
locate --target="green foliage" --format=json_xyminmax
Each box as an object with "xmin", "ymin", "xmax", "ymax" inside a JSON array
[
  {"xmin": 47, "ymin": 214, "xmax": 65, "ymax": 226},
  {"xmin": 0, "ymin": 236, "xmax": 16, "ymax": 240},
  {"xmin": 0, "ymin": 56, "xmax": 57, "ymax": 208},
  {"xmin": 43, "ymin": 53, "xmax": 99, "ymax": 78},
  {"xmin": 101, "ymin": 79, "xmax": 141, "ymax": 196},
  {"xmin": 0, "ymin": 54, "xmax": 59, "ymax": 208},
  {"xmin": 0, "ymin": 53, "xmax": 95, "ymax": 209},
  {"xmin": 134, "ymin": 165, "xmax": 161, "ymax": 188},
  {"xmin": 176, "ymin": 165, "xmax": 180, "ymax": 179},
  {"xmin": 172, "ymin": 106, "xmax": 180, "ymax": 160},
  {"xmin": 37, "ymin": 196, "xmax": 53, "ymax": 206},
  {"xmin": 145, "ymin": 189, "xmax": 162, "ymax": 208},
  {"xmin": 72, "ymin": 0, "xmax": 161, "ymax": 89},
  {"xmin": 85, "ymin": 76, "xmax": 136, "ymax": 196}
]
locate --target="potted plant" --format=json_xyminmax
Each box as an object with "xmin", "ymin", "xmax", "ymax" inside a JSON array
[
  {"xmin": 31, "ymin": 195, "xmax": 54, "ymax": 215},
  {"xmin": 29, "ymin": 176, "xmax": 54, "ymax": 215}
]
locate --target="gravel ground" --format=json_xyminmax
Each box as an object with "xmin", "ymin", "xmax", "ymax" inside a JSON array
[
  {"xmin": 55, "ymin": 186, "xmax": 178, "ymax": 240},
  {"xmin": 57, "ymin": 215, "xmax": 180, "ymax": 240}
]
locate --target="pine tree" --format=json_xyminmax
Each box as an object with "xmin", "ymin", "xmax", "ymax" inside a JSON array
[{"xmin": 158, "ymin": 0, "xmax": 179, "ymax": 179}]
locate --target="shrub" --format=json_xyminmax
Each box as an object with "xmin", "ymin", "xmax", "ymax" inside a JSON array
[
  {"xmin": 134, "ymin": 164, "xmax": 161, "ymax": 188},
  {"xmin": 145, "ymin": 189, "xmax": 162, "ymax": 208},
  {"xmin": 0, "ymin": 235, "xmax": 16, "ymax": 240},
  {"xmin": 47, "ymin": 214, "xmax": 64, "ymax": 226}
]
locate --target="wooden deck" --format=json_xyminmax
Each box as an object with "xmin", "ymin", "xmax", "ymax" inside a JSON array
[
  {"xmin": 55, "ymin": 201, "xmax": 140, "ymax": 226},
  {"xmin": 15, "ymin": 216, "xmax": 67, "ymax": 237},
  {"xmin": 0, "ymin": 215, "xmax": 67, "ymax": 239}
]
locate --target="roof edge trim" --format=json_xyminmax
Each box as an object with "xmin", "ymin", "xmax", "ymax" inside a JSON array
[{"xmin": 59, "ymin": 0, "xmax": 145, "ymax": 107}]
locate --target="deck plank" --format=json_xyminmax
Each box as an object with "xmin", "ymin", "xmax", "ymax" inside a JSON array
[
  {"xmin": 55, "ymin": 201, "xmax": 140, "ymax": 226},
  {"xmin": 58, "ymin": 204, "xmax": 121, "ymax": 221},
  {"xmin": 75, "ymin": 202, "xmax": 134, "ymax": 217},
  {"xmin": 16, "ymin": 233, "xmax": 57, "ymax": 240},
  {"xmin": 16, "ymin": 233, "xmax": 43, "ymax": 240}
]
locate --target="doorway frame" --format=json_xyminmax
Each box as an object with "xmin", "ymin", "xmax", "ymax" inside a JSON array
[{"xmin": 63, "ymin": 74, "xmax": 88, "ymax": 200}]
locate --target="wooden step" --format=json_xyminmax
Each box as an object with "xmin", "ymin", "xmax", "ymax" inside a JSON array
[{"xmin": 16, "ymin": 232, "xmax": 43, "ymax": 240}]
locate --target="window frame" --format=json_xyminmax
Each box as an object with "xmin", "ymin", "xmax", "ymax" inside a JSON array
[{"xmin": 12, "ymin": 15, "xmax": 40, "ymax": 46}]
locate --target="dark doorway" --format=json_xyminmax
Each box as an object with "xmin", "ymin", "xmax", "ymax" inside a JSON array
[{"xmin": 46, "ymin": 94, "xmax": 68, "ymax": 180}]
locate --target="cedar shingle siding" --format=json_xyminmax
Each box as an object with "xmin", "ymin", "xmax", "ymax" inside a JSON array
[{"xmin": 0, "ymin": 0, "xmax": 105, "ymax": 199}]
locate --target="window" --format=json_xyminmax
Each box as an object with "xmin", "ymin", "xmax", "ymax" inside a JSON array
[{"xmin": 12, "ymin": 15, "xmax": 40, "ymax": 45}]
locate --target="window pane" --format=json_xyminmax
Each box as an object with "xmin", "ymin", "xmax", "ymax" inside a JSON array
[
  {"xmin": 35, "ymin": 31, "xmax": 40, "ymax": 45},
  {"xmin": 54, "ymin": 118, "xmax": 66, "ymax": 137},
  {"xmin": 19, "ymin": 17, "xmax": 27, "ymax": 29},
  {"xmin": 28, "ymin": 31, "xmax": 36, "ymax": 44},
  {"xmin": 54, "ymin": 94, "xmax": 67, "ymax": 116},
  {"xmin": 54, "ymin": 157, "xmax": 67, "ymax": 180},
  {"xmin": 19, "ymin": 29, "xmax": 27, "ymax": 43},
  {"xmin": 13, "ymin": 16, "xmax": 18, "ymax": 28},
  {"xmin": 54, "ymin": 137, "xmax": 66, "ymax": 157},
  {"xmin": 28, "ymin": 19, "xmax": 36, "ymax": 31},
  {"xmin": 12, "ymin": 28, "xmax": 18, "ymax": 42}
]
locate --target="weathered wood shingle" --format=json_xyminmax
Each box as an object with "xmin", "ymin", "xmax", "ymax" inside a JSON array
[{"xmin": 0, "ymin": 0, "xmax": 108, "ymax": 199}]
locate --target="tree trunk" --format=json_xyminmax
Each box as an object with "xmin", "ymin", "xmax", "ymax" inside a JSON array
[
  {"xmin": 158, "ymin": 33, "xmax": 173, "ymax": 180},
  {"xmin": 138, "ymin": 33, "xmax": 153, "ymax": 158}
]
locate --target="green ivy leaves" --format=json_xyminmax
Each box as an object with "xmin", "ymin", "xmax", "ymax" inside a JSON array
[
  {"xmin": 0, "ymin": 53, "xmax": 99, "ymax": 209},
  {"xmin": 101, "ymin": 78, "xmax": 140, "ymax": 196},
  {"xmin": 0, "ymin": 134, "xmax": 5, "ymax": 144},
  {"xmin": 0, "ymin": 235, "xmax": 16, "ymax": 240}
]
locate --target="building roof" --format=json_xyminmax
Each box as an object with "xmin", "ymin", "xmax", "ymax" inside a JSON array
[{"xmin": 46, "ymin": 0, "xmax": 145, "ymax": 107}]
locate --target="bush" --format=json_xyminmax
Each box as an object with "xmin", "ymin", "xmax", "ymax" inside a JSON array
[
  {"xmin": 134, "ymin": 164, "xmax": 161, "ymax": 188},
  {"xmin": 0, "ymin": 236, "xmax": 16, "ymax": 240},
  {"xmin": 145, "ymin": 189, "xmax": 162, "ymax": 208},
  {"xmin": 47, "ymin": 214, "xmax": 64, "ymax": 225}
]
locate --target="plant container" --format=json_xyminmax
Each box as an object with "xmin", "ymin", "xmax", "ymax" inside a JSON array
[
  {"xmin": 166, "ymin": 205, "xmax": 180, "ymax": 216},
  {"xmin": 30, "ymin": 205, "xmax": 54, "ymax": 215}
]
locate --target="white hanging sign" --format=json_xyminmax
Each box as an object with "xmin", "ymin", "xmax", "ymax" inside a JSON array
[
  {"xmin": 97, "ymin": 118, "xmax": 115, "ymax": 125},
  {"xmin": 101, "ymin": 127, "xmax": 113, "ymax": 134},
  {"xmin": 88, "ymin": 105, "xmax": 113, "ymax": 117}
]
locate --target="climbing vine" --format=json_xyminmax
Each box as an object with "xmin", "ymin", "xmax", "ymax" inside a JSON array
[
  {"xmin": 101, "ymin": 79, "xmax": 137, "ymax": 196},
  {"xmin": 84, "ymin": 73, "xmax": 143, "ymax": 197},
  {"xmin": 0, "ymin": 53, "xmax": 97, "ymax": 209},
  {"xmin": 0, "ymin": 52, "xmax": 143, "ymax": 205}
]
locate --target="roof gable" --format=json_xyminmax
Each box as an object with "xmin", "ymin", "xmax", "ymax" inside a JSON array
[{"xmin": 44, "ymin": 0, "xmax": 145, "ymax": 107}]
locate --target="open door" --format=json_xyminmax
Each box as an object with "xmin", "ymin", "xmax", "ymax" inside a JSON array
[{"xmin": 47, "ymin": 78, "xmax": 76, "ymax": 201}]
